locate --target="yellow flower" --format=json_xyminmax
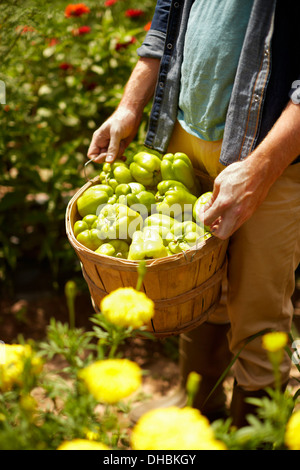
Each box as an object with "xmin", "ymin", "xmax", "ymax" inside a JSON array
[
  {"xmin": 19, "ymin": 394, "xmax": 38, "ymax": 412},
  {"xmin": 262, "ymin": 331, "xmax": 288, "ymax": 353},
  {"xmin": 84, "ymin": 429, "xmax": 100, "ymax": 441},
  {"xmin": 57, "ymin": 439, "xmax": 109, "ymax": 450},
  {"xmin": 100, "ymin": 287, "xmax": 154, "ymax": 329},
  {"xmin": 0, "ymin": 344, "xmax": 42, "ymax": 391},
  {"xmin": 131, "ymin": 406, "xmax": 226, "ymax": 450},
  {"xmin": 78, "ymin": 358, "xmax": 142, "ymax": 404},
  {"xmin": 285, "ymin": 410, "xmax": 300, "ymax": 450},
  {"xmin": 186, "ymin": 371, "xmax": 201, "ymax": 398}
]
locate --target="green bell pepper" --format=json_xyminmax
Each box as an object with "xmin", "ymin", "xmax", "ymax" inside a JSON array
[
  {"xmin": 115, "ymin": 183, "xmax": 131, "ymax": 197},
  {"xmin": 193, "ymin": 191, "xmax": 213, "ymax": 230},
  {"xmin": 161, "ymin": 152, "xmax": 200, "ymax": 196},
  {"xmin": 76, "ymin": 228, "xmax": 103, "ymax": 251},
  {"xmin": 108, "ymin": 178, "xmax": 118, "ymax": 191},
  {"xmin": 155, "ymin": 180, "xmax": 192, "ymax": 202},
  {"xmin": 135, "ymin": 190, "xmax": 157, "ymax": 215},
  {"xmin": 115, "ymin": 183, "xmax": 138, "ymax": 207},
  {"xmin": 74, "ymin": 220, "xmax": 88, "ymax": 238},
  {"xmin": 144, "ymin": 213, "xmax": 178, "ymax": 245},
  {"xmin": 115, "ymin": 182, "xmax": 146, "ymax": 197},
  {"xmin": 115, "ymin": 183, "xmax": 153, "ymax": 210},
  {"xmin": 167, "ymin": 221, "xmax": 208, "ymax": 254},
  {"xmin": 143, "ymin": 225, "xmax": 170, "ymax": 246},
  {"xmin": 118, "ymin": 193, "xmax": 138, "ymax": 207},
  {"xmin": 144, "ymin": 213, "xmax": 177, "ymax": 231},
  {"xmin": 128, "ymin": 182, "xmax": 146, "ymax": 194},
  {"xmin": 73, "ymin": 214, "xmax": 98, "ymax": 237},
  {"xmin": 173, "ymin": 220, "xmax": 205, "ymax": 241},
  {"xmin": 108, "ymin": 194, "xmax": 117, "ymax": 204},
  {"xmin": 99, "ymin": 160, "xmax": 118, "ymax": 183},
  {"xmin": 100, "ymin": 160, "xmax": 131, "ymax": 185},
  {"xmin": 128, "ymin": 228, "xmax": 168, "ymax": 261},
  {"xmin": 97, "ymin": 203, "xmax": 143, "ymax": 240},
  {"xmin": 77, "ymin": 185, "xmax": 112, "ymax": 217},
  {"xmin": 156, "ymin": 187, "xmax": 197, "ymax": 219},
  {"xmin": 95, "ymin": 239, "xmax": 129, "ymax": 258},
  {"xmin": 91, "ymin": 184, "xmax": 114, "ymax": 197},
  {"xmin": 113, "ymin": 164, "xmax": 132, "ymax": 184},
  {"xmin": 130, "ymin": 152, "xmax": 162, "ymax": 187}
]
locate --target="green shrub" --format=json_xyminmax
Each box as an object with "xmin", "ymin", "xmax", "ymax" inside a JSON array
[{"xmin": 0, "ymin": 0, "xmax": 155, "ymax": 292}]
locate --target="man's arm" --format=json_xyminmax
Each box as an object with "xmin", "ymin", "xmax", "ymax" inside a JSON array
[
  {"xmin": 200, "ymin": 100, "xmax": 300, "ymax": 240},
  {"xmin": 87, "ymin": 57, "xmax": 160, "ymax": 163}
]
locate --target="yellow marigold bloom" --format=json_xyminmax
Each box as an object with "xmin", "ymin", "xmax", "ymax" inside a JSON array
[
  {"xmin": 0, "ymin": 344, "xmax": 43, "ymax": 392},
  {"xmin": 84, "ymin": 429, "xmax": 100, "ymax": 441},
  {"xmin": 100, "ymin": 287, "xmax": 154, "ymax": 329},
  {"xmin": 19, "ymin": 394, "xmax": 38, "ymax": 412},
  {"xmin": 57, "ymin": 439, "xmax": 109, "ymax": 450},
  {"xmin": 78, "ymin": 358, "xmax": 142, "ymax": 404},
  {"xmin": 131, "ymin": 406, "xmax": 226, "ymax": 450},
  {"xmin": 262, "ymin": 331, "xmax": 288, "ymax": 352},
  {"xmin": 285, "ymin": 410, "xmax": 300, "ymax": 450}
]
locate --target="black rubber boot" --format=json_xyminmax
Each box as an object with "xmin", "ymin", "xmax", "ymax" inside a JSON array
[
  {"xmin": 129, "ymin": 321, "xmax": 232, "ymax": 424},
  {"xmin": 179, "ymin": 322, "xmax": 232, "ymax": 422},
  {"xmin": 230, "ymin": 380, "xmax": 289, "ymax": 428}
]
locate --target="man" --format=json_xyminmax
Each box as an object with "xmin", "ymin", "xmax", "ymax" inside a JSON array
[{"xmin": 87, "ymin": 0, "xmax": 300, "ymax": 427}]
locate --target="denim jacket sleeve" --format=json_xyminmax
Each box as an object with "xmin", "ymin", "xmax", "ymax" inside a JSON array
[{"xmin": 137, "ymin": 0, "xmax": 172, "ymax": 59}]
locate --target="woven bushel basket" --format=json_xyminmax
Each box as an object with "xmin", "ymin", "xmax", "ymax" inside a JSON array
[{"xmin": 65, "ymin": 169, "xmax": 228, "ymax": 337}]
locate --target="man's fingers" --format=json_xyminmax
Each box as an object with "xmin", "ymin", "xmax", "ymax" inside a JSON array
[
  {"xmin": 87, "ymin": 141, "xmax": 101, "ymax": 160},
  {"xmin": 105, "ymin": 128, "xmax": 122, "ymax": 162},
  {"xmin": 196, "ymin": 194, "xmax": 233, "ymax": 239},
  {"xmin": 202, "ymin": 201, "xmax": 225, "ymax": 227},
  {"xmin": 204, "ymin": 199, "xmax": 245, "ymax": 239},
  {"xmin": 209, "ymin": 214, "xmax": 235, "ymax": 240},
  {"xmin": 87, "ymin": 127, "xmax": 108, "ymax": 159},
  {"xmin": 88, "ymin": 123, "xmax": 123, "ymax": 163}
]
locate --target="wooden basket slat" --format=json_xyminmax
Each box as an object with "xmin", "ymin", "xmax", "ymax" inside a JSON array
[{"xmin": 143, "ymin": 270, "xmax": 164, "ymax": 300}]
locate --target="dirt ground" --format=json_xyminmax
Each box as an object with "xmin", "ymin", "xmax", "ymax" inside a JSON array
[{"xmin": 1, "ymin": 276, "xmax": 300, "ymax": 414}]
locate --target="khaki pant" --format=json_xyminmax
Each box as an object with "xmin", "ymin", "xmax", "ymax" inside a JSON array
[{"xmin": 168, "ymin": 121, "xmax": 300, "ymax": 391}]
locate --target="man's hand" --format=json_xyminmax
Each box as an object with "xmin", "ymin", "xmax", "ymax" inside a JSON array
[
  {"xmin": 87, "ymin": 107, "xmax": 141, "ymax": 163},
  {"xmin": 198, "ymin": 159, "xmax": 271, "ymax": 240},
  {"xmin": 199, "ymin": 100, "xmax": 300, "ymax": 240}
]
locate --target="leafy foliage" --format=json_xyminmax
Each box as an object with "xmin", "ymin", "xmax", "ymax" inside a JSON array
[{"xmin": 0, "ymin": 0, "xmax": 155, "ymax": 292}]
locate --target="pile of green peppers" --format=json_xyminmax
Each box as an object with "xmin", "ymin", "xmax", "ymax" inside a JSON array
[{"xmin": 73, "ymin": 151, "xmax": 213, "ymax": 260}]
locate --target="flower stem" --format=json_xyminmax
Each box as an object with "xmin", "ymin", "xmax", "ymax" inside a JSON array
[{"xmin": 136, "ymin": 260, "xmax": 147, "ymax": 291}]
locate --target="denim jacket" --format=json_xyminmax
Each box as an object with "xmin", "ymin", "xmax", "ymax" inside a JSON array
[{"xmin": 137, "ymin": 0, "xmax": 300, "ymax": 166}]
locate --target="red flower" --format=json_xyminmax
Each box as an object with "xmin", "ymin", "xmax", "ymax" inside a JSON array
[
  {"xmin": 82, "ymin": 79, "xmax": 97, "ymax": 91},
  {"xmin": 59, "ymin": 62, "xmax": 73, "ymax": 70},
  {"xmin": 104, "ymin": 0, "xmax": 118, "ymax": 6},
  {"xmin": 47, "ymin": 38, "xmax": 59, "ymax": 46},
  {"xmin": 125, "ymin": 9, "xmax": 144, "ymax": 18},
  {"xmin": 144, "ymin": 21, "xmax": 152, "ymax": 31},
  {"xmin": 65, "ymin": 3, "xmax": 90, "ymax": 17},
  {"xmin": 16, "ymin": 25, "xmax": 37, "ymax": 34},
  {"xmin": 72, "ymin": 25, "xmax": 91, "ymax": 36},
  {"xmin": 115, "ymin": 36, "xmax": 137, "ymax": 51}
]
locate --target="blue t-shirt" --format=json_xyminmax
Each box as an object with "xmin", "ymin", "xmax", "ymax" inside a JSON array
[{"xmin": 178, "ymin": 0, "xmax": 254, "ymax": 142}]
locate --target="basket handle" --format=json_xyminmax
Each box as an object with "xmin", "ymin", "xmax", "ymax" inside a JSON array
[
  {"xmin": 84, "ymin": 156, "xmax": 99, "ymax": 182},
  {"xmin": 179, "ymin": 231, "xmax": 214, "ymax": 263}
]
